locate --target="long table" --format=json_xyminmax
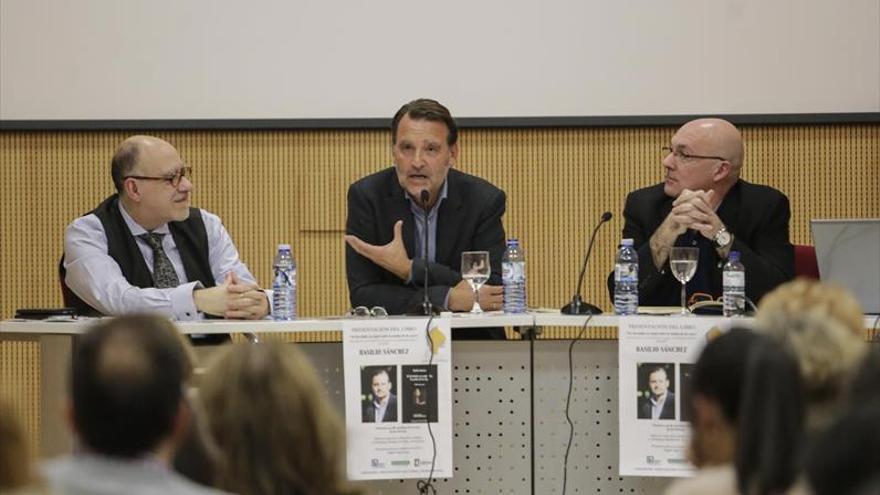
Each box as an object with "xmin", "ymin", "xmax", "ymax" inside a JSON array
[{"xmin": 2, "ymin": 313, "xmax": 878, "ymax": 494}]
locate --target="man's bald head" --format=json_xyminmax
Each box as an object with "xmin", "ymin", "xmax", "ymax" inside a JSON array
[
  {"xmin": 662, "ymin": 118, "xmax": 745, "ymax": 197},
  {"xmin": 110, "ymin": 136, "xmax": 177, "ymax": 192},
  {"xmin": 677, "ymin": 118, "xmax": 744, "ymax": 173}
]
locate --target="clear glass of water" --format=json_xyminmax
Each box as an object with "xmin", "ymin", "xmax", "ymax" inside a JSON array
[
  {"xmin": 670, "ymin": 247, "xmax": 699, "ymax": 315},
  {"xmin": 461, "ymin": 251, "xmax": 490, "ymax": 313}
]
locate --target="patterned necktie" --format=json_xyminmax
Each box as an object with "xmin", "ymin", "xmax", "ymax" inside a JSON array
[{"xmin": 139, "ymin": 233, "xmax": 180, "ymax": 288}]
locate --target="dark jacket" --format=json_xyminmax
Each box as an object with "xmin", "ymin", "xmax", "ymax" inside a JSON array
[
  {"xmin": 607, "ymin": 180, "xmax": 794, "ymax": 307},
  {"xmin": 346, "ymin": 168, "xmax": 507, "ymax": 338}
]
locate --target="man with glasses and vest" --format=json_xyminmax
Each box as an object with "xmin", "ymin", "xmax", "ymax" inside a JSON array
[
  {"xmin": 607, "ymin": 118, "xmax": 794, "ymax": 307},
  {"xmin": 63, "ymin": 136, "xmax": 269, "ymax": 324}
]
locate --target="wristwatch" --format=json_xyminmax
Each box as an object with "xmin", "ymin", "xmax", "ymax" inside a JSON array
[{"xmin": 714, "ymin": 227, "xmax": 732, "ymax": 248}]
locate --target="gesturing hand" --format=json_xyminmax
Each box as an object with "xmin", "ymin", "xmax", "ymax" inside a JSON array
[{"xmin": 345, "ymin": 220, "xmax": 412, "ymax": 281}]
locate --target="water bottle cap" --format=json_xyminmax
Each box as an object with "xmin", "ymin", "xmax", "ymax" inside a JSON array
[
  {"xmin": 277, "ymin": 243, "xmax": 291, "ymax": 251},
  {"xmin": 507, "ymin": 238, "xmax": 519, "ymax": 247},
  {"xmin": 621, "ymin": 238, "xmax": 634, "ymax": 247},
  {"xmin": 728, "ymin": 251, "xmax": 741, "ymax": 261}
]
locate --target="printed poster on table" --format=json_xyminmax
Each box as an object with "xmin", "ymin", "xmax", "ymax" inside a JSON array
[
  {"xmin": 343, "ymin": 317, "xmax": 453, "ymax": 480},
  {"xmin": 618, "ymin": 316, "xmax": 734, "ymax": 477}
]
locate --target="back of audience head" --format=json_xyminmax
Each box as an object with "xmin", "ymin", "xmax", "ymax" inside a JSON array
[
  {"xmin": 805, "ymin": 348, "xmax": 880, "ymax": 495},
  {"xmin": 200, "ymin": 342, "xmax": 359, "ymax": 495},
  {"xmin": 71, "ymin": 314, "xmax": 189, "ymax": 458},
  {"xmin": 756, "ymin": 279, "xmax": 867, "ymax": 430},
  {"xmin": 688, "ymin": 327, "xmax": 804, "ymax": 495}
]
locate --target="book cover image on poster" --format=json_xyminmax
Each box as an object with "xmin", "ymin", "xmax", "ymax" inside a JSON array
[
  {"xmin": 401, "ymin": 365, "xmax": 438, "ymax": 423},
  {"xmin": 636, "ymin": 362, "xmax": 676, "ymax": 420},
  {"xmin": 679, "ymin": 363, "xmax": 695, "ymax": 423},
  {"xmin": 361, "ymin": 365, "xmax": 399, "ymax": 423}
]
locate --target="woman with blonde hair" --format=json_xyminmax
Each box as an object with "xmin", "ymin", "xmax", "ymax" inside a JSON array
[
  {"xmin": 200, "ymin": 342, "xmax": 359, "ymax": 495},
  {"xmin": 756, "ymin": 278, "xmax": 867, "ymax": 432}
]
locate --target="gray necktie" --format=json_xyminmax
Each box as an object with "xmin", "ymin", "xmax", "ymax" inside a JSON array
[{"xmin": 139, "ymin": 233, "xmax": 180, "ymax": 288}]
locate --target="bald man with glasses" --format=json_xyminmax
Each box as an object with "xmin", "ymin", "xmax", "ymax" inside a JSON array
[
  {"xmin": 63, "ymin": 135, "xmax": 269, "ymax": 323},
  {"xmin": 607, "ymin": 118, "xmax": 794, "ymax": 307}
]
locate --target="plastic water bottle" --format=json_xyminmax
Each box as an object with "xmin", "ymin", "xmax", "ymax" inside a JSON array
[
  {"xmin": 272, "ymin": 244, "xmax": 297, "ymax": 320},
  {"xmin": 614, "ymin": 238, "xmax": 639, "ymax": 315},
  {"xmin": 723, "ymin": 251, "xmax": 746, "ymax": 317},
  {"xmin": 502, "ymin": 239, "xmax": 527, "ymax": 313}
]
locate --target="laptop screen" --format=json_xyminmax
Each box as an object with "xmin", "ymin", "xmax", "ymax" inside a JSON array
[{"xmin": 811, "ymin": 218, "xmax": 880, "ymax": 314}]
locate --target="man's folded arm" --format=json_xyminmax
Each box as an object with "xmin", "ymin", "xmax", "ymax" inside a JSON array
[{"xmin": 63, "ymin": 216, "xmax": 201, "ymax": 320}]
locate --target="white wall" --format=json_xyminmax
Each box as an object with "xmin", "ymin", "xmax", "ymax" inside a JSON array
[{"xmin": 2, "ymin": 0, "xmax": 878, "ymax": 120}]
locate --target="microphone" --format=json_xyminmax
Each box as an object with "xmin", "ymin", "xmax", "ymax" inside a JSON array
[
  {"xmin": 561, "ymin": 211, "xmax": 613, "ymax": 315},
  {"xmin": 408, "ymin": 190, "xmax": 440, "ymax": 316}
]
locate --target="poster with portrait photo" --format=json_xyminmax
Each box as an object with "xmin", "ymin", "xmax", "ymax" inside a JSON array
[
  {"xmin": 401, "ymin": 365, "xmax": 438, "ymax": 423},
  {"xmin": 361, "ymin": 365, "xmax": 398, "ymax": 423},
  {"xmin": 342, "ymin": 317, "xmax": 453, "ymax": 480},
  {"xmin": 636, "ymin": 362, "xmax": 676, "ymax": 420},
  {"xmin": 618, "ymin": 316, "xmax": 732, "ymax": 477}
]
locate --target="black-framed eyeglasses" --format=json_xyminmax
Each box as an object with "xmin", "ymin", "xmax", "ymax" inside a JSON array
[
  {"xmin": 346, "ymin": 306, "xmax": 389, "ymax": 317},
  {"xmin": 661, "ymin": 146, "xmax": 727, "ymax": 162},
  {"xmin": 126, "ymin": 166, "xmax": 192, "ymax": 187}
]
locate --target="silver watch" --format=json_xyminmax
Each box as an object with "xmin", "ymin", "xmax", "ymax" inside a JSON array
[{"xmin": 714, "ymin": 227, "xmax": 732, "ymax": 248}]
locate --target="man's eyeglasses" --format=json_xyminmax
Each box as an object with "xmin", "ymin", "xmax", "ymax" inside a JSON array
[
  {"xmin": 661, "ymin": 146, "xmax": 727, "ymax": 163},
  {"xmin": 126, "ymin": 166, "xmax": 192, "ymax": 187},
  {"xmin": 346, "ymin": 306, "xmax": 389, "ymax": 317}
]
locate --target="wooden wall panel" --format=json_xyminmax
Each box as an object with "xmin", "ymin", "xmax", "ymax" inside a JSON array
[
  {"xmin": 0, "ymin": 340, "xmax": 40, "ymax": 458},
  {"xmin": 2, "ymin": 125, "xmax": 878, "ymax": 321},
  {"xmin": 1, "ymin": 124, "xmax": 878, "ymax": 453}
]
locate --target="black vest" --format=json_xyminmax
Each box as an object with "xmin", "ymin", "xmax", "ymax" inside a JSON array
[{"xmin": 61, "ymin": 195, "xmax": 215, "ymax": 316}]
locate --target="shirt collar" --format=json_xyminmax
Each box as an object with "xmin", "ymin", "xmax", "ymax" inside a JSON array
[
  {"xmin": 119, "ymin": 199, "xmax": 170, "ymax": 236},
  {"xmin": 405, "ymin": 179, "xmax": 448, "ymax": 213}
]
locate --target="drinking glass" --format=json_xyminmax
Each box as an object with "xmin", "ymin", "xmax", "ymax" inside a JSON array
[
  {"xmin": 461, "ymin": 251, "xmax": 490, "ymax": 313},
  {"xmin": 669, "ymin": 247, "xmax": 699, "ymax": 315}
]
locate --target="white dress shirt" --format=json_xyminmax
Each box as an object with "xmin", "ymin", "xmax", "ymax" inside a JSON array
[{"xmin": 63, "ymin": 203, "xmax": 258, "ymax": 320}]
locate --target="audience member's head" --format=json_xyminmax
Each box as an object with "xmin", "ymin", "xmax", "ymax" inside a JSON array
[
  {"xmin": 687, "ymin": 328, "xmax": 804, "ymax": 495},
  {"xmin": 0, "ymin": 396, "xmax": 33, "ymax": 490},
  {"xmin": 805, "ymin": 349, "xmax": 880, "ymax": 495},
  {"xmin": 70, "ymin": 314, "xmax": 190, "ymax": 459},
  {"xmin": 200, "ymin": 342, "xmax": 359, "ymax": 495},
  {"xmin": 756, "ymin": 279, "xmax": 867, "ymax": 430}
]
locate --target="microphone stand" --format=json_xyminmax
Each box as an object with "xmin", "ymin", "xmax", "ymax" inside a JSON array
[
  {"xmin": 561, "ymin": 212, "xmax": 613, "ymax": 315},
  {"xmin": 409, "ymin": 190, "xmax": 441, "ymax": 316}
]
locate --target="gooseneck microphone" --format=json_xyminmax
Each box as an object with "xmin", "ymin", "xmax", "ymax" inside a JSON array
[
  {"xmin": 561, "ymin": 211, "xmax": 613, "ymax": 315},
  {"xmin": 419, "ymin": 190, "xmax": 433, "ymax": 315},
  {"xmin": 409, "ymin": 189, "xmax": 440, "ymax": 316}
]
